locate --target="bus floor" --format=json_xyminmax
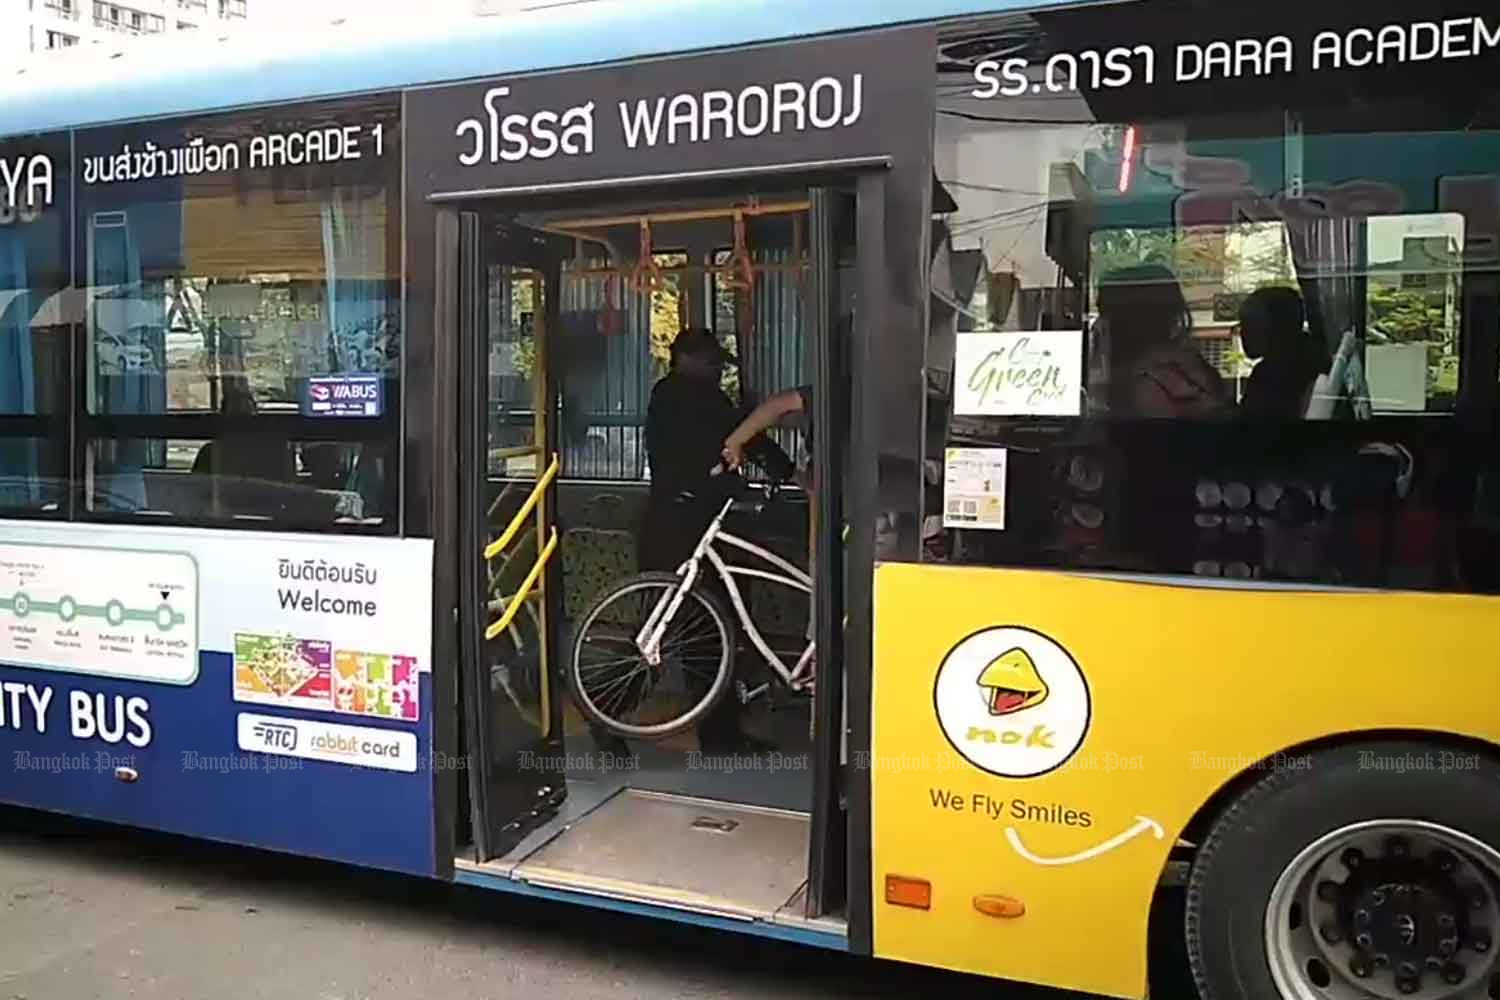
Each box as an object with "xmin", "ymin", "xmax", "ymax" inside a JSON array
[{"xmin": 458, "ymin": 689, "xmax": 840, "ymax": 935}]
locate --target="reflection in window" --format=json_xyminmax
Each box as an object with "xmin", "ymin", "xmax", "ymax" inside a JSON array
[
  {"xmin": 79, "ymin": 97, "xmax": 401, "ymax": 531},
  {"xmin": 487, "ymin": 262, "xmax": 544, "ymax": 479},
  {"xmin": 89, "ymin": 438, "xmax": 387, "ymax": 527},
  {"xmin": 928, "ymin": 9, "xmax": 1500, "ymax": 595},
  {"xmin": 0, "ymin": 134, "xmax": 69, "ymax": 516}
]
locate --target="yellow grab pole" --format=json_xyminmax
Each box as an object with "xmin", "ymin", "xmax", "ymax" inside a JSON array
[
  {"xmin": 485, "ymin": 529, "xmax": 558, "ymax": 641},
  {"xmin": 484, "ymin": 454, "xmax": 559, "ymax": 562}
]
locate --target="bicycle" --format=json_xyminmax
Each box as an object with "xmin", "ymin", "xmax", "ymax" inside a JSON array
[{"xmin": 567, "ymin": 479, "xmax": 814, "ymax": 739}]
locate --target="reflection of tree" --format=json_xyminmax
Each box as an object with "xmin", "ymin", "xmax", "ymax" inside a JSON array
[
  {"xmin": 649, "ymin": 267, "xmax": 680, "ymax": 381},
  {"xmin": 1368, "ymin": 285, "xmax": 1456, "ymax": 398},
  {"xmin": 1368, "ymin": 287, "xmax": 1446, "ymax": 343},
  {"xmin": 509, "ymin": 276, "xmax": 538, "ymax": 381},
  {"xmin": 1090, "ymin": 224, "xmax": 1294, "ymax": 294}
]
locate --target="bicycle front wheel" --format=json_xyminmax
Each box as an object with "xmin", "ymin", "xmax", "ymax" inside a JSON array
[{"xmin": 568, "ymin": 572, "xmax": 736, "ymax": 740}]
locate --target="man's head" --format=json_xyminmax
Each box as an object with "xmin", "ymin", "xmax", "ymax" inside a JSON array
[
  {"xmin": 1238, "ymin": 286, "xmax": 1306, "ymax": 360},
  {"xmin": 669, "ymin": 327, "xmax": 731, "ymax": 380}
]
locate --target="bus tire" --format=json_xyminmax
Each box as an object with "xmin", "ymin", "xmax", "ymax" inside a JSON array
[{"xmin": 1185, "ymin": 740, "xmax": 1500, "ymax": 1000}]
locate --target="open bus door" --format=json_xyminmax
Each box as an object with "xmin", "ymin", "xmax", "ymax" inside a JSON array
[
  {"xmin": 456, "ymin": 210, "xmax": 572, "ymax": 860},
  {"xmin": 438, "ymin": 174, "xmax": 883, "ymax": 938}
]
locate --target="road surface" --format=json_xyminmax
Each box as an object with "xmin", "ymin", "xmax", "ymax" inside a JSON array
[{"xmin": 0, "ymin": 809, "xmax": 1194, "ymax": 999}]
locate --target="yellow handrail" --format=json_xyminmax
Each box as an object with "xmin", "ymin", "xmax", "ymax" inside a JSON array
[
  {"xmin": 484, "ymin": 454, "xmax": 559, "ymax": 561},
  {"xmin": 486, "ymin": 529, "xmax": 558, "ymax": 641}
]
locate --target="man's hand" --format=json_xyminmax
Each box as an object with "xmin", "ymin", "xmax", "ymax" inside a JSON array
[{"xmin": 721, "ymin": 439, "xmax": 747, "ymax": 471}]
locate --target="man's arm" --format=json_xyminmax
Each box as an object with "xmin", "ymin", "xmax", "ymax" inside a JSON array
[{"xmin": 722, "ymin": 389, "xmax": 805, "ymax": 470}]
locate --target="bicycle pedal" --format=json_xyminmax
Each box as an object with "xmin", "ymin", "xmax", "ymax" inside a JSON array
[{"xmin": 737, "ymin": 681, "xmax": 770, "ymax": 705}]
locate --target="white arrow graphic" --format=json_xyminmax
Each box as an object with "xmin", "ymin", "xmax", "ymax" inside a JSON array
[{"xmin": 1005, "ymin": 815, "xmax": 1165, "ymax": 867}]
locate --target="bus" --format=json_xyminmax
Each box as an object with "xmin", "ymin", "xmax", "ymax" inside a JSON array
[{"xmin": 2, "ymin": 1, "xmax": 1499, "ymax": 997}]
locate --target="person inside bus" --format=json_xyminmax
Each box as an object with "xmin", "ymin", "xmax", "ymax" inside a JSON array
[
  {"xmin": 642, "ymin": 327, "xmax": 795, "ymax": 753},
  {"xmin": 191, "ymin": 376, "xmax": 298, "ymax": 517},
  {"xmin": 1095, "ymin": 264, "xmax": 1232, "ymax": 419},
  {"xmin": 1236, "ymin": 285, "xmax": 1329, "ymax": 419},
  {"xmin": 1093, "ymin": 265, "xmax": 1231, "ymax": 576}
]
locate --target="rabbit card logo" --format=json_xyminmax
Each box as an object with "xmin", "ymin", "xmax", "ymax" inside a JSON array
[{"xmin": 933, "ymin": 627, "xmax": 1090, "ymax": 778}]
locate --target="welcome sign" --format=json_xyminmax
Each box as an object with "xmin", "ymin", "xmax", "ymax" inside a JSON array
[{"xmin": 953, "ymin": 331, "xmax": 1084, "ymax": 417}]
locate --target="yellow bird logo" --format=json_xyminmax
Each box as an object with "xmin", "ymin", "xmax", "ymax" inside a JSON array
[{"xmin": 977, "ymin": 648, "xmax": 1049, "ymax": 716}]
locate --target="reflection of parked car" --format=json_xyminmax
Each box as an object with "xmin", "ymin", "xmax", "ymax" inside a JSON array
[{"xmin": 95, "ymin": 332, "xmax": 159, "ymax": 375}]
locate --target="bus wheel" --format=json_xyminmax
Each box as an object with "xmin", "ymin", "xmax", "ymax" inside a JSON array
[{"xmin": 1186, "ymin": 742, "xmax": 1500, "ymax": 1000}]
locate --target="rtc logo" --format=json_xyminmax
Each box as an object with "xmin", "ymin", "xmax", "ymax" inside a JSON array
[
  {"xmin": 933, "ymin": 626, "xmax": 1090, "ymax": 778},
  {"xmin": 309, "ymin": 384, "xmax": 331, "ymax": 402}
]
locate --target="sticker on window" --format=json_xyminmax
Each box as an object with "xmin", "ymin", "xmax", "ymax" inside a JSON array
[
  {"xmin": 304, "ymin": 375, "xmax": 383, "ymax": 418},
  {"xmin": 943, "ymin": 447, "xmax": 1008, "ymax": 531},
  {"xmin": 953, "ymin": 331, "xmax": 1084, "ymax": 417}
]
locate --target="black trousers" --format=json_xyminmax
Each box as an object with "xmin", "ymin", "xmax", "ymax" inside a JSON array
[{"xmin": 638, "ymin": 491, "xmax": 746, "ymax": 749}]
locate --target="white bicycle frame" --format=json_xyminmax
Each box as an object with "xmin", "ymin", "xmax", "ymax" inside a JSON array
[{"xmin": 635, "ymin": 497, "xmax": 816, "ymax": 693}]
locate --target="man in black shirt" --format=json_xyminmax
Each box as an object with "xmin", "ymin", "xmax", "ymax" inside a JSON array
[
  {"xmin": 641, "ymin": 329, "xmax": 794, "ymax": 568},
  {"xmin": 641, "ymin": 328, "xmax": 794, "ymax": 752}
]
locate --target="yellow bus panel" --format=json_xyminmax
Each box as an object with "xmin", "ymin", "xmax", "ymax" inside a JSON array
[{"xmin": 870, "ymin": 562, "xmax": 1500, "ymax": 998}]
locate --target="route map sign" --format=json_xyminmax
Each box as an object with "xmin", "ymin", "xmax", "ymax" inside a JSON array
[{"xmin": 0, "ymin": 543, "xmax": 199, "ymax": 684}]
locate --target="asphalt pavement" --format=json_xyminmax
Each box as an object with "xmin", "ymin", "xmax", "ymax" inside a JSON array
[{"xmin": 0, "ymin": 809, "xmax": 1194, "ymax": 1000}]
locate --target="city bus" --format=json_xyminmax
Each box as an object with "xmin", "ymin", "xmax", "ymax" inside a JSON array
[{"xmin": 2, "ymin": 0, "xmax": 1499, "ymax": 997}]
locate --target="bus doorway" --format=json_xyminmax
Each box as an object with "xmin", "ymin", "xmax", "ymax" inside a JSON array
[{"xmin": 446, "ymin": 181, "xmax": 861, "ymax": 931}]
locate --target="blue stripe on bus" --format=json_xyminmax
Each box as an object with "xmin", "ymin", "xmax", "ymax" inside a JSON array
[
  {"xmin": 0, "ymin": 0, "xmax": 1089, "ymax": 137},
  {"xmin": 0, "ymin": 651, "xmax": 437, "ymax": 877},
  {"xmin": 453, "ymin": 865, "xmax": 850, "ymax": 951}
]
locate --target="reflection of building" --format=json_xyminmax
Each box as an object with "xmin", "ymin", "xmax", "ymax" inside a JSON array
[{"xmin": 2, "ymin": 0, "xmax": 249, "ymax": 58}]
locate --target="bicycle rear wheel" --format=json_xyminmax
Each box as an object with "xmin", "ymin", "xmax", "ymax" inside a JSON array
[{"xmin": 568, "ymin": 572, "xmax": 736, "ymax": 740}]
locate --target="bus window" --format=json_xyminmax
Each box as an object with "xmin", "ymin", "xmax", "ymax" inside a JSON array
[
  {"xmin": 0, "ymin": 132, "xmax": 70, "ymax": 517},
  {"xmin": 76, "ymin": 95, "xmax": 401, "ymax": 532},
  {"xmin": 928, "ymin": 21, "xmax": 1500, "ymax": 594}
]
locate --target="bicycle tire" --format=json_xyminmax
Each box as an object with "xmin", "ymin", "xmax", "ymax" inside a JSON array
[{"xmin": 568, "ymin": 571, "xmax": 737, "ymax": 740}]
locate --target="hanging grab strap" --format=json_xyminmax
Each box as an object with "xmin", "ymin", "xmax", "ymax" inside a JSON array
[
  {"xmin": 718, "ymin": 210, "xmax": 756, "ymax": 292},
  {"xmin": 630, "ymin": 219, "xmax": 667, "ymax": 295}
]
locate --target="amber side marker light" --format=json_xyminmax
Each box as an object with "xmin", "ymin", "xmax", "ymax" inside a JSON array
[
  {"xmin": 973, "ymin": 894, "xmax": 1026, "ymax": 919},
  {"xmin": 884, "ymin": 874, "xmax": 932, "ymax": 910}
]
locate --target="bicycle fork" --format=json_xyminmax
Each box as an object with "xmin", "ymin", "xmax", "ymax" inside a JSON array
[
  {"xmin": 636, "ymin": 501, "xmax": 732, "ymax": 664},
  {"xmin": 636, "ymin": 563, "xmax": 700, "ymax": 666}
]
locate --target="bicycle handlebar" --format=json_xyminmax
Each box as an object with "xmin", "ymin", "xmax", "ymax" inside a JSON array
[{"xmin": 706, "ymin": 464, "xmax": 786, "ymax": 509}]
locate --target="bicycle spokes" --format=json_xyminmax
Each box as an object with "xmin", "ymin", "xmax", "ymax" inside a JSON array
[{"xmin": 576, "ymin": 584, "xmax": 729, "ymax": 731}]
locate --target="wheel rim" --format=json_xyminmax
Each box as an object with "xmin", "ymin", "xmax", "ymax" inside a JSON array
[
  {"xmin": 572, "ymin": 580, "xmax": 730, "ymax": 738},
  {"xmin": 1265, "ymin": 819, "xmax": 1500, "ymax": 1000}
]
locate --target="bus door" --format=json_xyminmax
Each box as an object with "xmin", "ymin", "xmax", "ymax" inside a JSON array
[
  {"xmin": 456, "ymin": 210, "xmax": 572, "ymax": 859},
  {"xmin": 446, "ymin": 177, "xmax": 881, "ymax": 929}
]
